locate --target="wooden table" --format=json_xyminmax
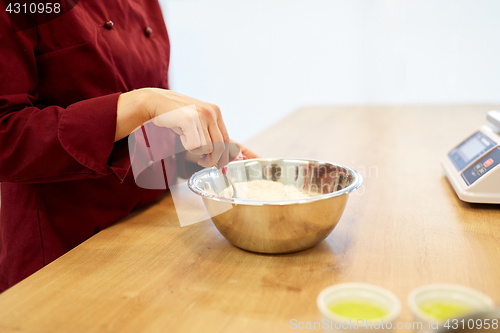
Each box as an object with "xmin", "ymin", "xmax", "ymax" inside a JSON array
[{"xmin": 0, "ymin": 106, "xmax": 499, "ymax": 332}]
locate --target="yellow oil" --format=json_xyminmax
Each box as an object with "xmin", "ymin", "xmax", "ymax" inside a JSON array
[
  {"xmin": 419, "ymin": 300, "xmax": 472, "ymax": 320},
  {"xmin": 328, "ymin": 300, "xmax": 389, "ymax": 319}
]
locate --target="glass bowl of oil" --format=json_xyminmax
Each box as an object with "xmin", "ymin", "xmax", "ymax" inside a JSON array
[
  {"xmin": 408, "ymin": 284, "xmax": 494, "ymax": 332},
  {"xmin": 317, "ymin": 283, "xmax": 401, "ymax": 332}
]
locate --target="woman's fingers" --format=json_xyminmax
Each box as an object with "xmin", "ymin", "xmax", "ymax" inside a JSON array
[
  {"xmin": 210, "ymin": 103, "xmax": 229, "ymax": 142},
  {"xmin": 180, "ymin": 117, "xmax": 203, "ymax": 152},
  {"xmin": 186, "ymin": 109, "xmax": 210, "ymax": 156},
  {"xmin": 208, "ymin": 120, "xmax": 226, "ymax": 166},
  {"xmin": 228, "ymin": 142, "xmax": 241, "ymax": 162},
  {"xmin": 193, "ymin": 105, "xmax": 228, "ymax": 168},
  {"xmin": 154, "ymin": 106, "xmax": 202, "ymax": 152},
  {"xmin": 196, "ymin": 126, "xmax": 224, "ymax": 168},
  {"xmin": 138, "ymin": 89, "xmax": 236, "ymax": 167},
  {"xmin": 160, "ymin": 105, "xmax": 208, "ymax": 156},
  {"xmin": 209, "ymin": 104, "xmax": 231, "ymax": 168},
  {"xmin": 241, "ymin": 146, "xmax": 259, "ymax": 159},
  {"xmin": 230, "ymin": 140, "xmax": 259, "ymax": 159}
]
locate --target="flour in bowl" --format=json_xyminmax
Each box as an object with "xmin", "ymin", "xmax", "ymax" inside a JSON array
[{"xmin": 222, "ymin": 179, "xmax": 312, "ymax": 200}]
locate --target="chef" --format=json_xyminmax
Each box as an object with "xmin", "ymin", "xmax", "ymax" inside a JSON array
[{"xmin": 0, "ymin": 0, "xmax": 257, "ymax": 292}]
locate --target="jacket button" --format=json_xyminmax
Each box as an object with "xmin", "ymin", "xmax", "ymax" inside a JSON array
[
  {"xmin": 104, "ymin": 20, "xmax": 114, "ymax": 30},
  {"xmin": 144, "ymin": 27, "xmax": 153, "ymax": 37}
]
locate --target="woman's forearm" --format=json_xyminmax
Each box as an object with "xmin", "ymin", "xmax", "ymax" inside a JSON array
[{"xmin": 115, "ymin": 90, "xmax": 149, "ymax": 142}]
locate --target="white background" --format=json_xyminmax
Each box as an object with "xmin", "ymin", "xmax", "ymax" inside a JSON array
[{"xmin": 159, "ymin": 0, "xmax": 500, "ymax": 142}]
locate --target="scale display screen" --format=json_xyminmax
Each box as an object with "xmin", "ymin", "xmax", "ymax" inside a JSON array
[
  {"xmin": 460, "ymin": 138, "xmax": 487, "ymax": 160},
  {"xmin": 462, "ymin": 147, "xmax": 500, "ymax": 185},
  {"xmin": 448, "ymin": 131, "xmax": 495, "ymax": 171}
]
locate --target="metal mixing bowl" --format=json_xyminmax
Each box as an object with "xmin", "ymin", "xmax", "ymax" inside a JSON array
[{"xmin": 188, "ymin": 158, "xmax": 363, "ymax": 254}]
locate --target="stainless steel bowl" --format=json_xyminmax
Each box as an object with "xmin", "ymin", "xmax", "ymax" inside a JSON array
[{"xmin": 188, "ymin": 158, "xmax": 363, "ymax": 254}]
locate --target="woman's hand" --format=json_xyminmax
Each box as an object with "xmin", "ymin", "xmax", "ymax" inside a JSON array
[
  {"xmin": 116, "ymin": 88, "xmax": 230, "ymax": 167},
  {"xmin": 184, "ymin": 141, "xmax": 259, "ymax": 164},
  {"xmin": 230, "ymin": 140, "xmax": 259, "ymax": 160}
]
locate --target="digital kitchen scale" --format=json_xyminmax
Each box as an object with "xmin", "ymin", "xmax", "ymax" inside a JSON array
[{"xmin": 442, "ymin": 110, "xmax": 500, "ymax": 204}]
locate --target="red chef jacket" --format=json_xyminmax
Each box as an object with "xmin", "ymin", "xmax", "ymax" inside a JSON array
[{"xmin": 0, "ymin": 0, "xmax": 177, "ymax": 292}]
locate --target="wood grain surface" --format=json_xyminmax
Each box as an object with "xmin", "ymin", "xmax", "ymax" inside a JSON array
[{"xmin": 0, "ymin": 105, "xmax": 499, "ymax": 333}]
